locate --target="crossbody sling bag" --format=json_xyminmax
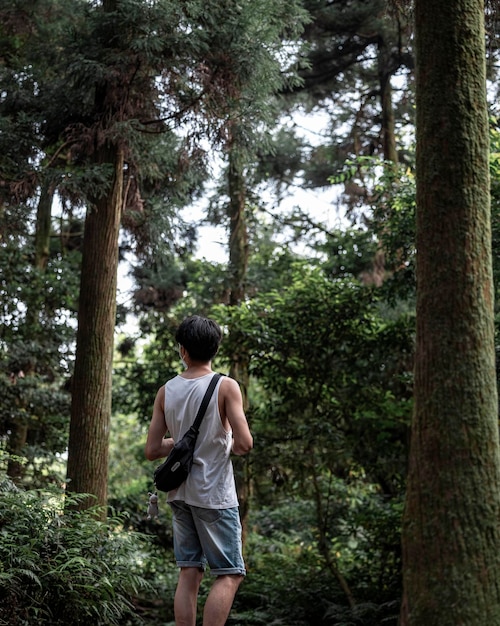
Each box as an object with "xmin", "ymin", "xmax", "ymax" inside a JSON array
[{"xmin": 153, "ymin": 373, "xmax": 222, "ymax": 493}]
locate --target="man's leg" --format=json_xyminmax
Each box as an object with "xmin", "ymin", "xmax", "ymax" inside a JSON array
[
  {"xmin": 202, "ymin": 574, "xmax": 244, "ymax": 626},
  {"xmin": 174, "ymin": 567, "xmax": 204, "ymax": 626}
]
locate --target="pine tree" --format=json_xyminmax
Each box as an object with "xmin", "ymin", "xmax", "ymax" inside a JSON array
[{"xmin": 400, "ymin": 1, "xmax": 500, "ymax": 623}]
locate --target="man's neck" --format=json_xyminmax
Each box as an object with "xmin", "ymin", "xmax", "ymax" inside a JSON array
[{"xmin": 181, "ymin": 362, "xmax": 212, "ymax": 379}]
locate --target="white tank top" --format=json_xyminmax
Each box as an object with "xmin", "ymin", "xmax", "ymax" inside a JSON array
[{"xmin": 164, "ymin": 373, "xmax": 238, "ymax": 509}]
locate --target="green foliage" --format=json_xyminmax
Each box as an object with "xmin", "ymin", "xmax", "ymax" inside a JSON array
[
  {"xmin": 113, "ymin": 316, "xmax": 180, "ymax": 424},
  {"xmin": 0, "ymin": 202, "xmax": 79, "ymax": 478},
  {"xmin": 319, "ymin": 227, "xmax": 380, "ymax": 280},
  {"xmin": 208, "ymin": 264, "xmax": 409, "ymax": 623},
  {"xmin": 369, "ymin": 162, "xmax": 417, "ymax": 305},
  {"xmin": 489, "ymin": 120, "xmax": 500, "ymax": 310},
  {"xmin": 328, "ymin": 157, "xmax": 376, "ymax": 186},
  {"xmin": 215, "ymin": 266, "xmax": 413, "ymax": 494},
  {"xmin": 233, "ymin": 492, "xmax": 401, "ymax": 626},
  {"xmin": 0, "ymin": 478, "xmax": 152, "ymax": 625},
  {"xmin": 107, "ymin": 413, "xmax": 151, "ymax": 499}
]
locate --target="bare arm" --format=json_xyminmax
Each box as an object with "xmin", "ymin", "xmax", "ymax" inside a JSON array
[
  {"xmin": 144, "ymin": 385, "xmax": 175, "ymax": 461},
  {"xmin": 221, "ymin": 377, "xmax": 253, "ymax": 456}
]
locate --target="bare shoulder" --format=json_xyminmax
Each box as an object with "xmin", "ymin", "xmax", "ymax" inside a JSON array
[
  {"xmin": 217, "ymin": 374, "xmax": 244, "ymax": 423},
  {"xmin": 219, "ymin": 375, "xmax": 241, "ymax": 395},
  {"xmin": 218, "ymin": 375, "xmax": 252, "ymax": 454},
  {"xmin": 154, "ymin": 384, "xmax": 165, "ymax": 407}
]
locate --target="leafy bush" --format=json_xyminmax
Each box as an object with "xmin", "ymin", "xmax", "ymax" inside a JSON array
[
  {"xmin": 231, "ymin": 495, "xmax": 402, "ymax": 626},
  {"xmin": 0, "ymin": 479, "xmax": 151, "ymax": 625}
]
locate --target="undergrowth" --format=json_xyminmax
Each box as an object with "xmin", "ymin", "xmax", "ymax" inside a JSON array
[{"xmin": 0, "ymin": 478, "xmax": 151, "ymax": 626}]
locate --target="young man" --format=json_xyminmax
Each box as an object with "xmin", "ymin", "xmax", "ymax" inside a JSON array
[{"xmin": 145, "ymin": 315, "xmax": 253, "ymax": 626}]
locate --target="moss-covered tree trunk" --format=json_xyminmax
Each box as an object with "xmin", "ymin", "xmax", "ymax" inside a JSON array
[
  {"xmin": 66, "ymin": 144, "xmax": 123, "ymax": 517},
  {"xmin": 400, "ymin": 1, "xmax": 500, "ymax": 624}
]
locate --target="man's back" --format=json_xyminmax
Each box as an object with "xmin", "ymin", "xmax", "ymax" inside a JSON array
[{"xmin": 164, "ymin": 373, "xmax": 237, "ymax": 508}]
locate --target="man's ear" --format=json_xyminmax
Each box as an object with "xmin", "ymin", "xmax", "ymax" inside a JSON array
[{"xmin": 179, "ymin": 344, "xmax": 189, "ymax": 363}]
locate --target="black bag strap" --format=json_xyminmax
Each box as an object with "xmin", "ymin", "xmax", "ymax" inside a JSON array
[{"xmin": 191, "ymin": 373, "xmax": 222, "ymax": 433}]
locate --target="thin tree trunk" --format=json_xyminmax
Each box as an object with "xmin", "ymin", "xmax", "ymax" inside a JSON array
[
  {"xmin": 400, "ymin": 1, "xmax": 500, "ymax": 623},
  {"xmin": 7, "ymin": 182, "xmax": 54, "ymax": 481},
  {"xmin": 34, "ymin": 182, "xmax": 53, "ymax": 271},
  {"xmin": 310, "ymin": 463, "xmax": 356, "ymax": 609},
  {"xmin": 378, "ymin": 37, "xmax": 398, "ymax": 165},
  {"xmin": 66, "ymin": 144, "xmax": 123, "ymax": 518},
  {"xmin": 227, "ymin": 145, "xmax": 251, "ymax": 544},
  {"xmin": 228, "ymin": 149, "xmax": 248, "ymax": 308}
]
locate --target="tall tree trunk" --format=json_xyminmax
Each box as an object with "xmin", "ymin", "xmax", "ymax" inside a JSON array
[
  {"xmin": 227, "ymin": 145, "xmax": 251, "ymax": 543},
  {"xmin": 400, "ymin": 1, "xmax": 500, "ymax": 624},
  {"xmin": 378, "ymin": 37, "xmax": 398, "ymax": 165},
  {"xmin": 34, "ymin": 182, "xmax": 53, "ymax": 271},
  {"xmin": 66, "ymin": 144, "xmax": 123, "ymax": 518},
  {"xmin": 310, "ymin": 456, "xmax": 356, "ymax": 609},
  {"xmin": 7, "ymin": 182, "xmax": 54, "ymax": 481},
  {"xmin": 228, "ymin": 149, "xmax": 248, "ymax": 309}
]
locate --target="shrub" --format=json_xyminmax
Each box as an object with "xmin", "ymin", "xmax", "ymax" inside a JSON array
[{"xmin": 0, "ymin": 479, "xmax": 151, "ymax": 625}]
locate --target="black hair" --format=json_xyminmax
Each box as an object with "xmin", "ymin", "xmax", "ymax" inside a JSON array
[{"xmin": 175, "ymin": 315, "xmax": 222, "ymax": 362}]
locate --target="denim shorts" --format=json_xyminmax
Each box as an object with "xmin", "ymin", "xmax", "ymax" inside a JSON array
[{"xmin": 170, "ymin": 501, "xmax": 246, "ymax": 576}]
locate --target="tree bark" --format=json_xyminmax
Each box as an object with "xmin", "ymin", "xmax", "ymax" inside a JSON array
[
  {"xmin": 34, "ymin": 182, "xmax": 53, "ymax": 271},
  {"xmin": 227, "ymin": 144, "xmax": 251, "ymax": 543},
  {"xmin": 228, "ymin": 149, "xmax": 248, "ymax": 308},
  {"xmin": 378, "ymin": 37, "xmax": 398, "ymax": 165},
  {"xmin": 400, "ymin": 1, "xmax": 500, "ymax": 624},
  {"xmin": 66, "ymin": 144, "xmax": 123, "ymax": 518}
]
